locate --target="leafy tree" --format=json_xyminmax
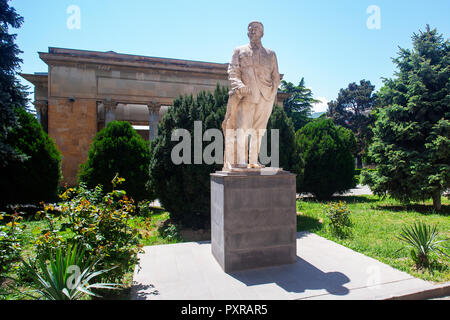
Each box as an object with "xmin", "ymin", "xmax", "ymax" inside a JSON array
[
  {"xmin": 296, "ymin": 119, "xmax": 356, "ymax": 200},
  {"xmin": 0, "ymin": 0, "xmax": 29, "ymax": 166},
  {"xmin": 362, "ymin": 25, "xmax": 449, "ymax": 211},
  {"xmin": 280, "ymin": 78, "xmax": 320, "ymax": 131},
  {"xmin": 147, "ymin": 85, "xmax": 227, "ymax": 229},
  {"xmin": 265, "ymin": 106, "xmax": 304, "ymax": 189},
  {"xmin": 327, "ymin": 80, "xmax": 377, "ymax": 168},
  {"xmin": 0, "ymin": 108, "xmax": 61, "ymax": 206},
  {"xmin": 78, "ymin": 121, "xmax": 150, "ymax": 202}
]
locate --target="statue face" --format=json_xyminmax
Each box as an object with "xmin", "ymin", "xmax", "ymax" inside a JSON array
[{"xmin": 247, "ymin": 23, "xmax": 263, "ymax": 42}]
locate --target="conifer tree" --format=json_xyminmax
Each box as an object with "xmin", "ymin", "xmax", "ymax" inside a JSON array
[
  {"xmin": 296, "ymin": 118, "xmax": 356, "ymax": 200},
  {"xmin": 265, "ymin": 106, "xmax": 304, "ymax": 190},
  {"xmin": 0, "ymin": 0, "xmax": 29, "ymax": 166},
  {"xmin": 363, "ymin": 25, "xmax": 449, "ymax": 210}
]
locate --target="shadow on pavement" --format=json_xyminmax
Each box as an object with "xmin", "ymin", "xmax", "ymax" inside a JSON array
[
  {"xmin": 131, "ymin": 283, "xmax": 160, "ymax": 301},
  {"xmin": 229, "ymin": 256, "xmax": 350, "ymax": 297}
]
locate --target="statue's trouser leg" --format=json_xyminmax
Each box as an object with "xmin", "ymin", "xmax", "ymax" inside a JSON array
[
  {"xmin": 235, "ymin": 101, "xmax": 256, "ymax": 166},
  {"xmin": 224, "ymin": 129, "xmax": 235, "ymax": 169},
  {"xmin": 250, "ymin": 98, "xmax": 273, "ymax": 165}
]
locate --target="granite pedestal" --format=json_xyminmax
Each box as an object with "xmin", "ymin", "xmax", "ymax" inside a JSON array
[{"xmin": 211, "ymin": 169, "xmax": 297, "ymax": 272}]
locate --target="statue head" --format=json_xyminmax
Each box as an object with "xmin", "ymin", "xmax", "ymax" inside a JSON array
[{"xmin": 247, "ymin": 21, "xmax": 264, "ymax": 42}]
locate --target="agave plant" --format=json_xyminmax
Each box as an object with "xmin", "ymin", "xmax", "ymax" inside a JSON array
[
  {"xmin": 396, "ymin": 221, "xmax": 449, "ymax": 268},
  {"xmin": 19, "ymin": 244, "xmax": 120, "ymax": 300}
]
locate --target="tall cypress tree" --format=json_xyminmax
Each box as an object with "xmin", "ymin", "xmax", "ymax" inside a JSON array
[
  {"xmin": 0, "ymin": 0, "xmax": 29, "ymax": 166},
  {"xmin": 363, "ymin": 25, "xmax": 449, "ymax": 210}
]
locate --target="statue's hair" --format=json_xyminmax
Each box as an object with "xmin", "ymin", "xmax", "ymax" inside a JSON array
[{"xmin": 248, "ymin": 21, "xmax": 264, "ymax": 32}]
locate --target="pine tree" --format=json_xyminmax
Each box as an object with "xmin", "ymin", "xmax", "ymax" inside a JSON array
[
  {"xmin": 363, "ymin": 25, "xmax": 449, "ymax": 210},
  {"xmin": 0, "ymin": 0, "xmax": 29, "ymax": 166}
]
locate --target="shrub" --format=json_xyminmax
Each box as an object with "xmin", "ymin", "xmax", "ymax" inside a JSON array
[
  {"xmin": 159, "ymin": 222, "xmax": 181, "ymax": 241},
  {"xmin": 360, "ymin": 168, "xmax": 376, "ymax": 186},
  {"xmin": 0, "ymin": 108, "xmax": 62, "ymax": 206},
  {"xmin": 78, "ymin": 121, "xmax": 150, "ymax": 202},
  {"xmin": 265, "ymin": 106, "xmax": 304, "ymax": 186},
  {"xmin": 147, "ymin": 86, "xmax": 228, "ymax": 229},
  {"xmin": 0, "ymin": 210, "xmax": 25, "ymax": 278},
  {"xmin": 324, "ymin": 201, "xmax": 353, "ymax": 238},
  {"xmin": 296, "ymin": 118, "xmax": 356, "ymax": 200},
  {"xmin": 396, "ymin": 221, "xmax": 449, "ymax": 269},
  {"xmin": 35, "ymin": 177, "xmax": 143, "ymax": 282}
]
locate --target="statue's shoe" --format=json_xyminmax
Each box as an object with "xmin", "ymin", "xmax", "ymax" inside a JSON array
[{"xmin": 248, "ymin": 163, "xmax": 265, "ymax": 169}]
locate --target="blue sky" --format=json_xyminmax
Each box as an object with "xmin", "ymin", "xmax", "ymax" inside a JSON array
[{"xmin": 11, "ymin": 0, "xmax": 450, "ymax": 112}]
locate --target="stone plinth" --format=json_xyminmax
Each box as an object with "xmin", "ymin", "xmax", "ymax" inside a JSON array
[{"xmin": 211, "ymin": 169, "xmax": 297, "ymax": 273}]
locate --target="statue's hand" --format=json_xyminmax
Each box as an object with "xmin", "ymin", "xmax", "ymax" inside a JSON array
[{"xmin": 238, "ymin": 86, "xmax": 251, "ymax": 96}]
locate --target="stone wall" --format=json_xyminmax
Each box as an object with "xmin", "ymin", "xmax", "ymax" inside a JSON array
[{"xmin": 48, "ymin": 98, "xmax": 97, "ymax": 185}]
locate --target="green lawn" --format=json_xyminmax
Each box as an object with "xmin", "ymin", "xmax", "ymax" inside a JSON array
[{"xmin": 297, "ymin": 195, "xmax": 450, "ymax": 283}]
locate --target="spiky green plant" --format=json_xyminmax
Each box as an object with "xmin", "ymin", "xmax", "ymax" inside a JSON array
[
  {"xmin": 19, "ymin": 244, "xmax": 120, "ymax": 300},
  {"xmin": 396, "ymin": 221, "xmax": 449, "ymax": 268}
]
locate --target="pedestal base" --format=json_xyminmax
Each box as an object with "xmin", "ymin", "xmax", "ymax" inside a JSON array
[{"xmin": 211, "ymin": 169, "xmax": 297, "ymax": 273}]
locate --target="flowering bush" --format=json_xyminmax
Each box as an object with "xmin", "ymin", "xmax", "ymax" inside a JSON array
[
  {"xmin": 0, "ymin": 210, "xmax": 25, "ymax": 277},
  {"xmin": 324, "ymin": 201, "xmax": 353, "ymax": 238},
  {"xmin": 36, "ymin": 176, "xmax": 143, "ymax": 282}
]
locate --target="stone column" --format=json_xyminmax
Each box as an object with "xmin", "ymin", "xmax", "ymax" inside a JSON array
[
  {"xmin": 34, "ymin": 100, "xmax": 49, "ymax": 133},
  {"xmin": 104, "ymin": 98, "xmax": 118, "ymax": 126},
  {"xmin": 147, "ymin": 101, "xmax": 161, "ymax": 141}
]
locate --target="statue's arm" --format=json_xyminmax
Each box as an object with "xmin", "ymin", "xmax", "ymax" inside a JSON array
[
  {"xmin": 228, "ymin": 48, "xmax": 246, "ymax": 92},
  {"xmin": 271, "ymin": 52, "xmax": 281, "ymax": 90}
]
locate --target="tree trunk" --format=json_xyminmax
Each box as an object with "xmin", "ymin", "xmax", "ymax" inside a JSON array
[
  {"xmin": 432, "ymin": 189, "xmax": 441, "ymax": 211},
  {"xmin": 356, "ymin": 155, "xmax": 363, "ymax": 169}
]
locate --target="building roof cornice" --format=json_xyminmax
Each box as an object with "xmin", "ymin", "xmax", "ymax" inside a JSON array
[{"xmin": 38, "ymin": 47, "xmax": 229, "ymax": 75}]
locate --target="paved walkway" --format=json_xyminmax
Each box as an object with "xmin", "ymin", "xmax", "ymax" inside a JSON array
[
  {"xmin": 297, "ymin": 184, "xmax": 373, "ymax": 198},
  {"xmin": 131, "ymin": 232, "xmax": 442, "ymax": 300}
]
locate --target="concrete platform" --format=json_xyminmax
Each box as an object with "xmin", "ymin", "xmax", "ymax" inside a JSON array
[{"xmin": 131, "ymin": 231, "xmax": 442, "ymax": 300}]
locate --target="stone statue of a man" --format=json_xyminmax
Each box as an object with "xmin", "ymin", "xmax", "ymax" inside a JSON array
[{"xmin": 222, "ymin": 21, "xmax": 280, "ymax": 170}]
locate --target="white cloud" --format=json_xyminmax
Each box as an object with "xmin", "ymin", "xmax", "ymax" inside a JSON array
[{"xmin": 312, "ymin": 97, "xmax": 330, "ymax": 113}]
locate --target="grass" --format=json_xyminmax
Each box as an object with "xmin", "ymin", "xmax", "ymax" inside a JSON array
[
  {"xmin": 127, "ymin": 208, "xmax": 181, "ymax": 246},
  {"xmin": 297, "ymin": 195, "xmax": 450, "ymax": 283}
]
